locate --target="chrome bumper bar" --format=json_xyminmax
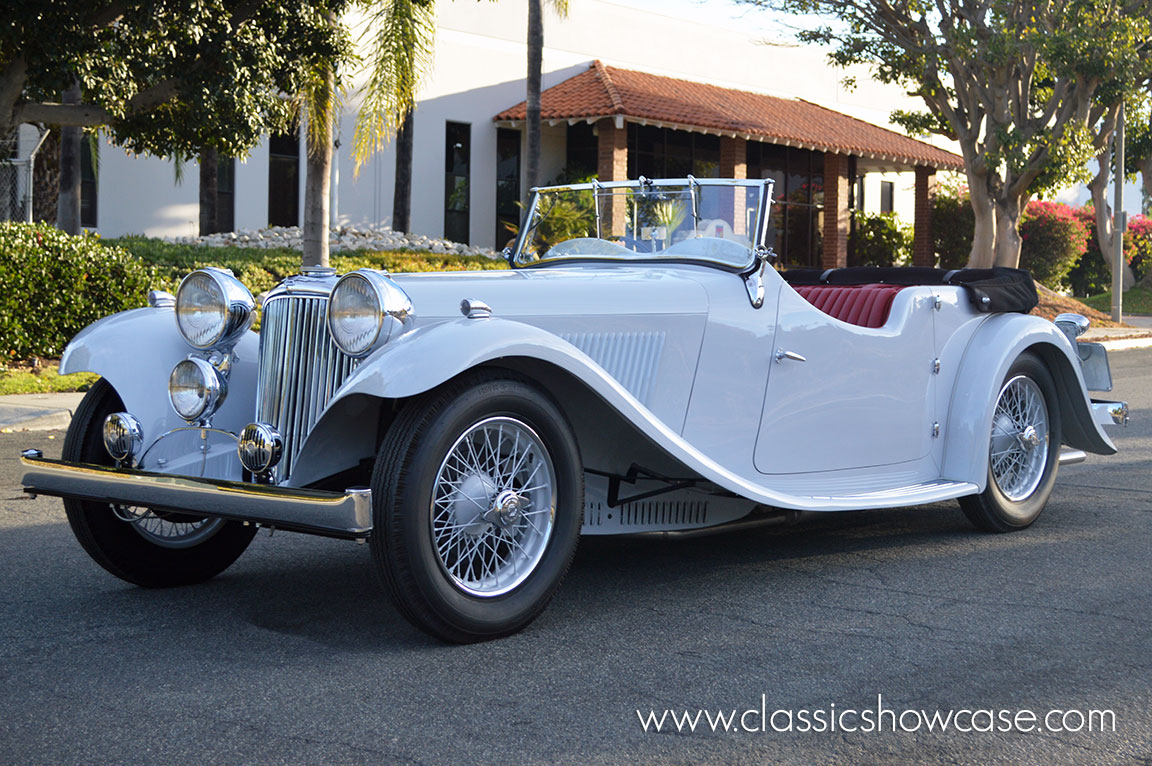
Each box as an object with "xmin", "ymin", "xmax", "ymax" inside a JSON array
[
  {"xmin": 1091, "ymin": 399, "xmax": 1129, "ymax": 428},
  {"xmin": 19, "ymin": 452, "xmax": 372, "ymax": 540}
]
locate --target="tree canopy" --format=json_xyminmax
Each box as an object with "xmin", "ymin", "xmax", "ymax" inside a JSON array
[
  {"xmin": 0, "ymin": 1, "xmax": 347, "ymax": 159},
  {"xmin": 738, "ymin": 0, "xmax": 1152, "ymax": 268}
]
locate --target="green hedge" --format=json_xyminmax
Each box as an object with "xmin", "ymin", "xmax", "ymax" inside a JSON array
[
  {"xmin": 850, "ymin": 211, "xmax": 912, "ymax": 267},
  {"xmin": 111, "ymin": 236, "xmax": 507, "ymax": 298},
  {"xmin": 0, "ymin": 222, "xmax": 153, "ymax": 360}
]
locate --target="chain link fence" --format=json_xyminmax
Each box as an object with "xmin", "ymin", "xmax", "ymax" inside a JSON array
[{"xmin": 0, "ymin": 156, "xmax": 32, "ymax": 222}]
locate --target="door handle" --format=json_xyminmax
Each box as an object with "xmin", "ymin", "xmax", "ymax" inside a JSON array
[{"xmin": 775, "ymin": 348, "xmax": 806, "ymax": 363}]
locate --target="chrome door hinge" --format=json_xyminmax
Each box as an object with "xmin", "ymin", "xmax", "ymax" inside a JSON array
[
  {"xmin": 932, "ymin": 358, "xmax": 941, "ymax": 374},
  {"xmin": 932, "ymin": 296, "xmax": 942, "ymax": 311},
  {"xmin": 932, "ymin": 422, "xmax": 941, "ymax": 438}
]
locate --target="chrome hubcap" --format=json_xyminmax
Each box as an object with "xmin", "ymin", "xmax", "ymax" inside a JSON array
[
  {"xmin": 989, "ymin": 375, "xmax": 1050, "ymax": 502},
  {"xmin": 430, "ymin": 416, "xmax": 556, "ymax": 597}
]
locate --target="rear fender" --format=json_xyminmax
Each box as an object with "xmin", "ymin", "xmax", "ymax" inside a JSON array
[{"xmin": 941, "ymin": 314, "xmax": 1116, "ymax": 489}]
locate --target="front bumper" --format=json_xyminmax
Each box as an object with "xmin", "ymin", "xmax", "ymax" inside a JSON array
[{"xmin": 19, "ymin": 452, "xmax": 371, "ymax": 539}]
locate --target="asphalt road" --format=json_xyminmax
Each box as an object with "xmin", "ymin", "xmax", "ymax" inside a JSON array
[{"xmin": 2, "ymin": 351, "xmax": 1151, "ymax": 765}]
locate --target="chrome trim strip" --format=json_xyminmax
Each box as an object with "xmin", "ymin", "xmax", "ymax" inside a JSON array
[
  {"xmin": 1091, "ymin": 399, "xmax": 1129, "ymax": 427},
  {"xmin": 19, "ymin": 456, "xmax": 372, "ymax": 538}
]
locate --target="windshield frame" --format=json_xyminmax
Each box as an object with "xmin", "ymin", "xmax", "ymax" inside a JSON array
[{"xmin": 510, "ymin": 177, "xmax": 776, "ymax": 272}]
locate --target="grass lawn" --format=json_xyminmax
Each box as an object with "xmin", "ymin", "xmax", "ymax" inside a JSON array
[
  {"xmin": 1081, "ymin": 285, "xmax": 1152, "ymax": 315},
  {"xmin": 0, "ymin": 364, "xmax": 99, "ymax": 396}
]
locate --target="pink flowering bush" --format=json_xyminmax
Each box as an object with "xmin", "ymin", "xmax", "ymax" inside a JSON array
[{"xmin": 1019, "ymin": 200, "xmax": 1091, "ymax": 291}]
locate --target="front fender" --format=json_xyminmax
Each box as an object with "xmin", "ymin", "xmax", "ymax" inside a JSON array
[
  {"xmin": 941, "ymin": 314, "xmax": 1116, "ymax": 489},
  {"xmin": 59, "ymin": 307, "xmax": 259, "ymax": 444}
]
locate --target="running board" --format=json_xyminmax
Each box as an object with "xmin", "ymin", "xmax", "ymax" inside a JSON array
[{"xmin": 794, "ymin": 479, "xmax": 978, "ymax": 509}]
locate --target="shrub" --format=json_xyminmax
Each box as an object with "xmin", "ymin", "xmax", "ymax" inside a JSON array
[
  {"xmin": 1018, "ymin": 200, "xmax": 1090, "ymax": 291},
  {"xmin": 850, "ymin": 211, "xmax": 912, "ymax": 267},
  {"xmin": 0, "ymin": 222, "xmax": 154, "ymax": 360},
  {"xmin": 932, "ymin": 186, "xmax": 974, "ymax": 270},
  {"xmin": 1066, "ymin": 208, "xmax": 1152, "ymax": 296}
]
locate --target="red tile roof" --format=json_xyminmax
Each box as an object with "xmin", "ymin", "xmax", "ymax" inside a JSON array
[{"xmin": 494, "ymin": 61, "xmax": 963, "ymax": 170}]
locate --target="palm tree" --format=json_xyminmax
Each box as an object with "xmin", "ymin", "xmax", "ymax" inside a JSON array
[
  {"xmin": 301, "ymin": 1, "xmax": 436, "ymax": 268},
  {"xmin": 526, "ymin": 0, "xmax": 568, "ymax": 193}
]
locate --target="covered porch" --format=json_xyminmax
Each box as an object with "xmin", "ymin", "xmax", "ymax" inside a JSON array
[{"xmin": 495, "ymin": 61, "xmax": 964, "ymax": 269}]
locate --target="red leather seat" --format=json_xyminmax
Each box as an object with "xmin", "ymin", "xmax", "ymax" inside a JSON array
[{"xmin": 792, "ymin": 284, "xmax": 905, "ymax": 329}]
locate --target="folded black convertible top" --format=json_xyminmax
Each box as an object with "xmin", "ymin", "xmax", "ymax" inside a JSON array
[{"xmin": 781, "ymin": 266, "xmax": 1039, "ymax": 315}]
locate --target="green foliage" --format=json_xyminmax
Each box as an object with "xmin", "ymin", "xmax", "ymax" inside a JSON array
[
  {"xmin": 0, "ymin": 222, "xmax": 153, "ymax": 360},
  {"xmin": 110, "ymin": 237, "xmax": 507, "ymax": 298},
  {"xmin": 931, "ymin": 187, "xmax": 974, "ymax": 270},
  {"xmin": 4, "ymin": 2, "xmax": 350, "ymax": 158},
  {"xmin": 850, "ymin": 211, "xmax": 912, "ymax": 267},
  {"xmin": 1018, "ymin": 201, "xmax": 1091, "ymax": 291},
  {"xmin": 1069, "ymin": 209, "xmax": 1152, "ymax": 296}
]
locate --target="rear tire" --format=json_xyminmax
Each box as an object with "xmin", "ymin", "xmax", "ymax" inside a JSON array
[
  {"xmin": 62, "ymin": 379, "xmax": 256, "ymax": 587},
  {"xmin": 371, "ymin": 372, "xmax": 583, "ymax": 643},
  {"xmin": 959, "ymin": 352, "xmax": 1062, "ymax": 532}
]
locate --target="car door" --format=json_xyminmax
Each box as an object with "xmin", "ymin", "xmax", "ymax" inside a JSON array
[{"xmin": 753, "ymin": 285, "xmax": 937, "ymax": 475}]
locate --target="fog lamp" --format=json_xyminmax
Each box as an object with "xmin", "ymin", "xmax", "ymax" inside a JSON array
[
  {"xmin": 237, "ymin": 423, "xmax": 283, "ymax": 476},
  {"xmin": 102, "ymin": 412, "xmax": 144, "ymax": 462}
]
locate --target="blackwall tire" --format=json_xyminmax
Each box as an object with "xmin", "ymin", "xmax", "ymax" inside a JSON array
[
  {"xmin": 62, "ymin": 379, "xmax": 256, "ymax": 587},
  {"xmin": 370, "ymin": 372, "xmax": 583, "ymax": 643},
  {"xmin": 959, "ymin": 352, "xmax": 1062, "ymax": 533}
]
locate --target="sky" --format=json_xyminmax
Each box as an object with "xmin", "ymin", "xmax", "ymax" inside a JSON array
[{"xmin": 603, "ymin": 0, "xmax": 788, "ymax": 36}]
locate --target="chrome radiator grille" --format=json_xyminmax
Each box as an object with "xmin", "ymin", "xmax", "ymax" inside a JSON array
[{"xmin": 256, "ymin": 293, "xmax": 358, "ymax": 483}]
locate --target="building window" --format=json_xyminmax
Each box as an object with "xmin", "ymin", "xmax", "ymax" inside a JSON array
[
  {"xmin": 268, "ymin": 129, "xmax": 299, "ymax": 227},
  {"xmin": 445, "ymin": 121, "xmax": 470, "ymax": 244},
  {"xmin": 495, "ymin": 128, "xmax": 521, "ymax": 249},
  {"xmin": 747, "ymin": 143, "xmax": 824, "ymax": 267},
  {"xmin": 217, "ymin": 157, "xmax": 235, "ymax": 233},
  {"xmin": 626, "ymin": 125, "xmax": 721, "ymax": 180},
  {"xmin": 80, "ymin": 139, "xmax": 97, "ymax": 228},
  {"xmin": 565, "ymin": 123, "xmax": 598, "ymax": 178},
  {"xmin": 880, "ymin": 180, "xmax": 894, "ymax": 213}
]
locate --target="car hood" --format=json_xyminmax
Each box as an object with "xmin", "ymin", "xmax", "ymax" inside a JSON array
[{"xmin": 389, "ymin": 266, "xmax": 711, "ymax": 325}]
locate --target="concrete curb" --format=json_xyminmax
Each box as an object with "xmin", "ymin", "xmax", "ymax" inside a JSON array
[{"xmin": 0, "ymin": 392, "xmax": 86, "ymax": 433}]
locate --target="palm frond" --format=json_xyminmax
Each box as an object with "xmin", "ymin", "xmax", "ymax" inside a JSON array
[
  {"xmin": 351, "ymin": 0, "xmax": 437, "ymax": 172},
  {"xmin": 546, "ymin": 0, "xmax": 569, "ymax": 16}
]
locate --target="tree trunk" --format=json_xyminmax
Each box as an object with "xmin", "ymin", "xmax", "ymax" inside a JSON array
[
  {"xmin": 392, "ymin": 110, "xmax": 413, "ymax": 233},
  {"xmin": 56, "ymin": 84, "xmax": 82, "ymax": 235},
  {"xmin": 526, "ymin": 0, "xmax": 543, "ymax": 193},
  {"xmin": 198, "ymin": 146, "xmax": 218, "ymax": 236},
  {"xmin": 993, "ymin": 196, "xmax": 1024, "ymax": 268},
  {"xmin": 302, "ymin": 61, "xmax": 334, "ymax": 269},
  {"xmin": 966, "ymin": 172, "xmax": 996, "ymax": 268},
  {"xmin": 1088, "ymin": 144, "xmax": 1136, "ymax": 290}
]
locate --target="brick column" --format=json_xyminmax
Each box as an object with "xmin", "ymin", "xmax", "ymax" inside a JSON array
[
  {"xmin": 822, "ymin": 153, "xmax": 850, "ymax": 269},
  {"xmin": 597, "ymin": 120, "xmax": 628, "ymax": 237},
  {"xmin": 719, "ymin": 137, "xmax": 747, "ymax": 236},
  {"xmin": 913, "ymin": 166, "xmax": 936, "ymax": 267}
]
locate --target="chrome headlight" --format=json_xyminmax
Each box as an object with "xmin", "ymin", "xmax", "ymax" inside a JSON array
[
  {"xmin": 326, "ymin": 269, "xmax": 413, "ymax": 357},
  {"xmin": 168, "ymin": 357, "xmax": 227, "ymax": 423},
  {"xmin": 175, "ymin": 268, "xmax": 255, "ymax": 350}
]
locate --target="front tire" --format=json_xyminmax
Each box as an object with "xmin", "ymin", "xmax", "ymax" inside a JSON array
[
  {"xmin": 62, "ymin": 379, "xmax": 257, "ymax": 587},
  {"xmin": 959, "ymin": 352, "xmax": 1062, "ymax": 532},
  {"xmin": 371, "ymin": 372, "xmax": 583, "ymax": 643}
]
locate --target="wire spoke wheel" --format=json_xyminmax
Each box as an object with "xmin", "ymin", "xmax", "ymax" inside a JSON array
[
  {"xmin": 988, "ymin": 375, "xmax": 1050, "ymax": 502},
  {"xmin": 430, "ymin": 416, "xmax": 557, "ymax": 597},
  {"xmin": 112, "ymin": 505, "xmax": 225, "ymax": 549}
]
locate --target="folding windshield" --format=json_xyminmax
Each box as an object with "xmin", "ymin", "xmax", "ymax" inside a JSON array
[{"xmin": 511, "ymin": 177, "xmax": 774, "ymax": 270}]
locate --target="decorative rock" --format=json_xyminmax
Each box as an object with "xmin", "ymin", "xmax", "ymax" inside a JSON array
[{"xmin": 162, "ymin": 224, "xmax": 500, "ymax": 259}]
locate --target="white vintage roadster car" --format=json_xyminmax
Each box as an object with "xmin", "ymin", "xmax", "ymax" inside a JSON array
[{"xmin": 21, "ymin": 177, "xmax": 1128, "ymax": 643}]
